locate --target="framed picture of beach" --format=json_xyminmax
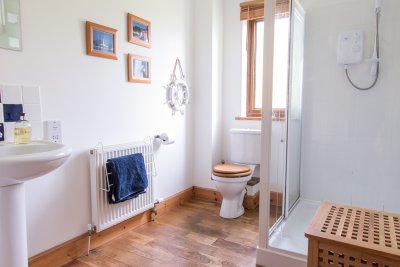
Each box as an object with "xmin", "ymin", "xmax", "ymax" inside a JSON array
[
  {"xmin": 86, "ymin": 21, "xmax": 117, "ymax": 60},
  {"xmin": 128, "ymin": 13, "xmax": 151, "ymax": 48},
  {"xmin": 128, "ymin": 54, "xmax": 151, "ymax": 83}
]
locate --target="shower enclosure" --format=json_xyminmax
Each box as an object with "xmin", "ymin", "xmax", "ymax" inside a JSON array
[{"xmin": 258, "ymin": 0, "xmax": 400, "ymax": 266}]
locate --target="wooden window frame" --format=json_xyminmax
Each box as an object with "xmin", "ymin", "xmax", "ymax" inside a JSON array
[
  {"xmin": 240, "ymin": 0, "xmax": 290, "ymax": 120},
  {"xmin": 246, "ymin": 18, "xmax": 263, "ymax": 118}
]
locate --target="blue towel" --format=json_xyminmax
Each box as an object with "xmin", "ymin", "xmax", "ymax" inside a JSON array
[{"xmin": 106, "ymin": 153, "xmax": 148, "ymax": 204}]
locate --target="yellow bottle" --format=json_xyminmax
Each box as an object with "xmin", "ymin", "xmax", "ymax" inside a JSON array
[{"xmin": 14, "ymin": 113, "xmax": 32, "ymax": 144}]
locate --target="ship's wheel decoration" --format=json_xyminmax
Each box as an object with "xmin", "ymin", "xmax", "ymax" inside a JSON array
[{"xmin": 164, "ymin": 58, "xmax": 189, "ymax": 115}]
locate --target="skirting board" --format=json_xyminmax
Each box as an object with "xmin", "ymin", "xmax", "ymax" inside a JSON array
[
  {"xmin": 256, "ymin": 247, "xmax": 307, "ymax": 267},
  {"xmin": 28, "ymin": 187, "xmax": 194, "ymax": 267},
  {"xmin": 193, "ymin": 186, "xmax": 260, "ymax": 209},
  {"xmin": 193, "ymin": 186, "xmax": 282, "ymax": 210}
]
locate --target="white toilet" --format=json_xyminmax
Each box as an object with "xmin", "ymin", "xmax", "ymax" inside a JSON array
[{"xmin": 212, "ymin": 129, "xmax": 261, "ymax": 219}]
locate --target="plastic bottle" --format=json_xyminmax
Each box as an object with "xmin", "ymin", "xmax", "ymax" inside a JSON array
[{"xmin": 14, "ymin": 113, "xmax": 32, "ymax": 144}]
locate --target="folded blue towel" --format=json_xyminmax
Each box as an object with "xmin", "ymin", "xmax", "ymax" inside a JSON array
[{"xmin": 106, "ymin": 153, "xmax": 148, "ymax": 204}]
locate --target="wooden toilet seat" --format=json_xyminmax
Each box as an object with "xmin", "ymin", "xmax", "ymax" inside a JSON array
[{"xmin": 212, "ymin": 164, "xmax": 252, "ymax": 178}]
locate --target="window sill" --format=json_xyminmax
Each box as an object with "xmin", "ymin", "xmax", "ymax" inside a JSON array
[
  {"xmin": 235, "ymin": 109, "xmax": 286, "ymax": 121},
  {"xmin": 235, "ymin": 116, "xmax": 262, "ymax": 121}
]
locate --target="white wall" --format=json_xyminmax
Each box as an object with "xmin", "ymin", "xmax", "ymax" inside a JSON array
[
  {"xmin": 0, "ymin": 0, "xmax": 194, "ymax": 256},
  {"xmin": 212, "ymin": 0, "xmax": 224, "ymax": 175},
  {"xmin": 221, "ymin": 0, "xmax": 286, "ymax": 190},
  {"xmin": 300, "ymin": 0, "xmax": 400, "ymax": 213},
  {"xmin": 193, "ymin": 0, "xmax": 224, "ymax": 189},
  {"xmin": 193, "ymin": 0, "xmax": 265, "ymax": 190},
  {"xmin": 192, "ymin": 0, "xmax": 213, "ymax": 189},
  {"xmin": 222, "ymin": 0, "xmax": 261, "ymax": 166},
  {"xmin": 195, "ymin": 0, "xmax": 284, "ymax": 191}
]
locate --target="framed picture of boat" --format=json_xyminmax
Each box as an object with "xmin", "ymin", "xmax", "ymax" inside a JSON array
[
  {"xmin": 128, "ymin": 54, "xmax": 151, "ymax": 83},
  {"xmin": 86, "ymin": 21, "xmax": 117, "ymax": 60},
  {"xmin": 128, "ymin": 13, "xmax": 151, "ymax": 48}
]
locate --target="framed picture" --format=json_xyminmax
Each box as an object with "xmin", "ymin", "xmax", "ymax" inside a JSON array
[
  {"xmin": 86, "ymin": 21, "xmax": 117, "ymax": 60},
  {"xmin": 128, "ymin": 13, "xmax": 151, "ymax": 48},
  {"xmin": 128, "ymin": 54, "xmax": 151, "ymax": 83}
]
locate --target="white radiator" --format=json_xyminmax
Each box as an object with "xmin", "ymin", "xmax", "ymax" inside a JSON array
[{"xmin": 89, "ymin": 141, "xmax": 154, "ymax": 232}]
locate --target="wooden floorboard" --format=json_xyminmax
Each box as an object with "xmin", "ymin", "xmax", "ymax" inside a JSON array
[{"xmin": 67, "ymin": 199, "xmax": 261, "ymax": 267}]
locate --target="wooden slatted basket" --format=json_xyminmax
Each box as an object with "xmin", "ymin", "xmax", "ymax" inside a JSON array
[{"xmin": 305, "ymin": 203, "xmax": 400, "ymax": 267}]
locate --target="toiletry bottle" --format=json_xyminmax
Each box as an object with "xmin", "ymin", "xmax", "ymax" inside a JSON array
[{"xmin": 14, "ymin": 113, "xmax": 32, "ymax": 144}]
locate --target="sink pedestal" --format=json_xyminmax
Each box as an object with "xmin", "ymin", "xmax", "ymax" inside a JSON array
[
  {"xmin": 0, "ymin": 183, "xmax": 28, "ymax": 267},
  {"xmin": 0, "ymin": 141, "xmax": 72, "ymax": 266}
]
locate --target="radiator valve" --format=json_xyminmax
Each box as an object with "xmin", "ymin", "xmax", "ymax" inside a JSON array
[
  {"xmin": 151, "ymin": 208, "xmax": 157, "ymax": 221},
  {"xmin": 87, "ymin": 224, "xmax": 96, "ymax": 236}
]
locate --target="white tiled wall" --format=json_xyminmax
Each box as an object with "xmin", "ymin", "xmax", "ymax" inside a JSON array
[
  {"xmin": 0, "ymin": 84, "xmax": 43, "ymax": 142},
  {"xmin": 299, "ymin": 1, "xmax": 400, "ymax": 214},
  {"xmin": 22, "ymin": 86, "xmax": 41, "ymax": 104},
  {"xmin": 1, "ymin": 84, "xmax": 23, "ymax": 104},
  {"xmin": 23, "ymin": 104, "xmax": 42, "ymax": 121},
  {"xmin": 0, "ymin": 106, "xmax": 3, "ymax": 123}
]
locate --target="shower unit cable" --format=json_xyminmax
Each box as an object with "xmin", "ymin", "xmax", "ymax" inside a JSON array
[{"xmin": 345, "ymin": 0, "xmax": 381, "ymax": 91}]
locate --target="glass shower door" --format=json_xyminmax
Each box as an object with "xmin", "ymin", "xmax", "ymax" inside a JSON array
[
  {"xmin": 268, "ymin": 6, "xmax": 291, "ymax": 231},
  {"xmin": 285, "ymin": 0, "xmax": 305, "ymax": 215},
  {"xmin": 267, "ymin": 0, "xmax": 308, "ymax": 255}
]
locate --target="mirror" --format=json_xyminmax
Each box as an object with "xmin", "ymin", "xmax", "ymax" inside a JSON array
[{"xmin": 0, "ymin": 0, "xmax": 22, "ymax": 51}]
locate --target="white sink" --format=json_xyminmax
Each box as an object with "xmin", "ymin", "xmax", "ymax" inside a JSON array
[
  {"xmin": 0, "ymin": 140, "xmax": 72, "ymax": 267},
  {"xmin": 0, "ymin": 141, "xmax": 72, "ymax": 186}
]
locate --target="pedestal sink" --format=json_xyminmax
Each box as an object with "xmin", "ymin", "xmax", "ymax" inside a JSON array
[{"xmin": 0, "ymin": 141, "xmax": 72, "ymax": 267}]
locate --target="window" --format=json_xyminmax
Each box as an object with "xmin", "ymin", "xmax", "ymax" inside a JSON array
[
  {"xmin": 240, "ymin": 0, "xmax": 290, "ymax": 119},
  {"xmin": 246, "ymin": 19, "xmax": 264, "ymax": 117}
]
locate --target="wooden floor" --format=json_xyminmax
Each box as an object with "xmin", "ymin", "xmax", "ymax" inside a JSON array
[{"xmin": 66, "ymin": 199, "xmax": 261, "ymax": 267}]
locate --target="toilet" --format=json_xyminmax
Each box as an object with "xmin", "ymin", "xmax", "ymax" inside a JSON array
[{"xmin": 212, "ymin": 129, "xmax": 261, "ymax": 219}]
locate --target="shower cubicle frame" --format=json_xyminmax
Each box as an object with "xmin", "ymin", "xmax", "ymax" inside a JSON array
[{"xmin": 256, "ymin": 0, "xmax": 306, "ymax": 266}]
